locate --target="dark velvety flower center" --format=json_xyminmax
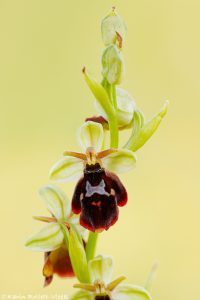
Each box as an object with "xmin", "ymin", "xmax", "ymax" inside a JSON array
[
  {"xmin": 95, "ymin": 295, "xmax": 111, "ymax": 300},
  {"xmin": 72, "ymin": 163, "xmax": 127, "ymax": 232}
]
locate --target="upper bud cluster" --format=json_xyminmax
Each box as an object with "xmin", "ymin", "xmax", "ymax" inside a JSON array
[{"xmin": 101, "ymin": 8, "xmax": 126, "ymax": 85}]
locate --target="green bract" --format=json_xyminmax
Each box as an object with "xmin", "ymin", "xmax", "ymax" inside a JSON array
[
  {"xmin": 125, "ymin": 101, "xmax": 169, "ymax": 151},
  {"xmin": 101, "ymin": 8, "xmax": 127, "ymax": 47},
  {"xmin": 71, "ymin": 256, "xmax": 151, "ymax": 300},
  {"xmin": 49, "ymin": 121, "xmax": 136, "ymax": 182},
  {"xmin": 102, "ymin": 45, "xmax": 124, "ymax": 85},
  {"xmin": 69, "ymin": 226, "xmax": 90, "ymax": 283}
]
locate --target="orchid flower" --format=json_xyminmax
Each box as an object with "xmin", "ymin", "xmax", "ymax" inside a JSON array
[
  {"xmin": 71, "ymin": 255, "xmax": 152, "ymax": 300},
  {"xmin": 49, "ymin": 121, "xmax": 136, "ymax": 232}
]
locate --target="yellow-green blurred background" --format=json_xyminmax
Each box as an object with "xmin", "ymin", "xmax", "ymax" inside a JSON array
[{"xmin": 0, "ymin": 0, "xmax": 200, "ymax": 299}]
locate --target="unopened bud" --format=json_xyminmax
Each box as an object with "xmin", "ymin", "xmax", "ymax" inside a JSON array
[
  {"xmin": 101, "ymin": 8, "xmax": 127, "ymax": 47},
  {"xmin": 102, "ymin": 45, "xmax": 124, "ymax": 85}
]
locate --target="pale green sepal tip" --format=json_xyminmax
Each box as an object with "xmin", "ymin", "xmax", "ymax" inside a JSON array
[
  {"xmin": 78, "ymin": 121, "xmax": 104, "ymax": 152},
  {"xmin": 113, "ymin": 284, "xmax": 152, "ymax": 300},
  {"xmin": 68, "ymin": 226, "xmax": 90, "ymax": 283},
  {"xmin": 70, "ymin": 290, "xmax": 92, "ymax": 300},
  {"xmin": 88, "ymin": 255, "xmax": 113, "ymax": 284},
  {"xmin": 25, "ymin": 223, "xmax": 64, "ymax": 252},
  {"xmin": 39, "ymin": 184, "xmax": 70, "ymax": 221},
  {"xmin": 49, "ymin": 156, "xmax": 83, "ymax": 182},
  {"xmin": 102, "ymin": 149, "xmax": 137, "ymax": 174},
  {"xmin": 125, "ymin": 101, "xmax": 169, "ymax": 152}
]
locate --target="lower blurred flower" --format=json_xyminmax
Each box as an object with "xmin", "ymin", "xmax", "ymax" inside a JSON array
[
  {"xmin": 71, "ymin": 255, "xmax": 152, "ymax": 300},
  {"xmin": 25, "ymin": 184, "xmax": 85, "ymax": 287},
  {"xmin": 43, "ymin": 245, "xmax": 74, "ymax": 287}
]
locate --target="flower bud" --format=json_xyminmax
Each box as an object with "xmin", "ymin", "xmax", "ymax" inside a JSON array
[
  {"xmin": 101, "ymin": 8, "xmax": 127, "ymax": 47},
  {"xmin": 115, "ymin": 88, "xmax": 136, "ymax": 127},
  {"xmin": 95, "ymin": 88, "xmax": 136, "ymax": 128},
  {"xmin": 102, "ymin": 45, "xmax": 124, "ymax": 85}
]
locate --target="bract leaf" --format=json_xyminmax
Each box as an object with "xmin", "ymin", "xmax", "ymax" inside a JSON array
[
  {"xmin": 68, "ymin": 226, "xmax": 90, "ymax": 283},
  {"xmin": 125, "ymin": 101, "xmax": 168, "ymax": 152}
]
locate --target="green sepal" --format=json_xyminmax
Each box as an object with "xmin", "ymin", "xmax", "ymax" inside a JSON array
[
  {"xmin": 68, "ymin": 226, "xmax": 90, "ymax": 283},
  {"xmin": 88, "ymin": 255, "xmax": 113, "ymax": 284},
  {"xmin": 70, "ymin": 290, "xmax": 92, "ymax": 300},
  {"xmin": 125, "ymin": 101, "xmax": 168, "ymax": 151},
  {"xmin": 25, "ymin": 222, "xmax": 64, "ymax": 252},
  {"xmin": 39, "ymin": 184, "xmax": 70, "ymax": 221},
  {"xmin": 113, "ymin": 284, "xmax": 152, "ymax": 300}
]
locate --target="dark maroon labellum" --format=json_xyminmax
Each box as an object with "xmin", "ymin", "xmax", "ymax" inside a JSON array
[{"xmin": 72, "ymin": 163, "xmax": 127, "ymax": 232}]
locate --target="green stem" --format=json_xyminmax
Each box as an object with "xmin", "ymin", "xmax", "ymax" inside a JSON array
[
  {"xmin": 108, "ymin": 115, "xmax": 118, "ymax": 148},
  {"xmin": 102, "ymin": 80, "xmax": 118, "ymax": 148},
  {"xmin": 86, "ymin": 232, "xmax": 98, "ymax": 261},
  {"xmin": 111, "ymin": 84, "xmax": 117, "ymax": 110}
]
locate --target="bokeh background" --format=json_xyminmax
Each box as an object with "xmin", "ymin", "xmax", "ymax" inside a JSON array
[{"xmin": 0, "ymin": 0, "xmax": 200, "ymax": 299}]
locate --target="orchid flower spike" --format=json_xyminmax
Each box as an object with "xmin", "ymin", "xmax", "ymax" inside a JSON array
[
  {"xmin": 49, "ymin": 121, "xmax": 137, "ymax": 232},
  {"xmin": 71, "ymin": 255, "xmax": 152, "ymax": 300},
  {"xmin": 25, "ymin": 184, "xmax": 86, "ymax": 287}
]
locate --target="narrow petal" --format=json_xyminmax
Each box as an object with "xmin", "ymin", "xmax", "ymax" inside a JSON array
[
  {"xmin": 49, "ymin": 157, "xmax": 83, "ymax": 182},
  {"xmin": 25, "ymin": 223, "xmax": 64, "ymax": 252},
  {"xmin": 78, "ymin": 121, "xmax": 104, "ymax": 152},
  {"xmin": 88, "ymin": 255, "xmax": 113, "ymax": 284},
  {"xmin": 39, "ymin": 184, "xmax": 71, "ymax": 220},
  {"xmin": 113, "ymin": 284, "xmax": 152, "ymax": 300},
  {"xmin": 70, "ymin": 290, "xmax": 92, "ymax": 300},
  {"xmin": 102, "ymin": 149, "xmax": 137, "ymax": 174}
]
